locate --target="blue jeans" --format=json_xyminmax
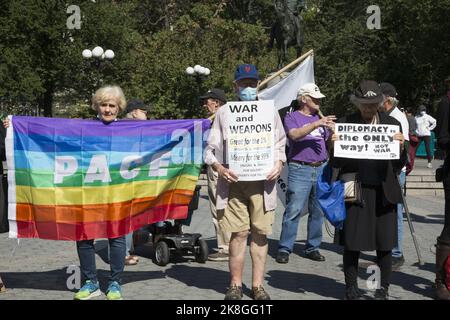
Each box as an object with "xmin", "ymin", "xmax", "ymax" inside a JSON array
[
  {"xmin": 125, "ymin": 232, "xmax": 133, "ymax": 256},
  {"xmin": 392, "ymin": 170, "xmax": 406, "ymax": 258},
  {"xmin": 278, "ymin": 161, "xmax": 326, "ymax": 254},
  {"xmin": 76, "ymin": 236, "xmax": 126, "ymax": 284}
]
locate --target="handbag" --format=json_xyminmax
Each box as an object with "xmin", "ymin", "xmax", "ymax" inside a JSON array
[
  {"xmin": 316, "ymin": 164, "xmax": 346, "ymax": 229},
  {"xmin": 340, "ymin": 172, "xmax": 363, "ymax": 205}
]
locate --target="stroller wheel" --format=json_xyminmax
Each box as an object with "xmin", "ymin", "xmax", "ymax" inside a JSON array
[
  {"xmin": 155, "ymin": 241, "xmax": 170, "ymax": 266},
  {"xmin": 195, "ymin": 239, "xmax": 209, "ymax": 263}
]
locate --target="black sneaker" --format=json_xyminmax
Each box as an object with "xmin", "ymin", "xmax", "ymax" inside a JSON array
[
  {"xmin": 391, "ymin": 255, "xmax": 405, "ymax": 270},
  {"xmin": 374, "ymin": 287, "xmax": 389, "ymax": 300},
  {"xmin": 251, "ymin": 285, "xmax": 271, "ymax": 300},
  {"xmin": 344, "ymin": 285, "xmax": 363, "ymax": 300},
  {"xmin": 304, "ymin": 250, "xmax": 325, "ymax": 262},
  {"xmin": 224, "ymin": 284, "xmax": 243, "ymax": 300},
  {"xmin": 276, "ymin": 251, "xmax": 289, "ymax": 264}
]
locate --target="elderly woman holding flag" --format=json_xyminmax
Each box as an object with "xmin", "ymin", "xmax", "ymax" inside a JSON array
[
  {"xmin": 2, "ymin": 86, "xmax": 128, "ymax": 299},
  {"xmin": 0, "ymin": 86, "xmax": 126, "ymax": 300},
  {"xmin": 74, "ymin": 85, "xmax": 128, "ymax": 300},
  {"xmin": 331, "ymin": 80, "xmax": 406, "ymax": 300}
]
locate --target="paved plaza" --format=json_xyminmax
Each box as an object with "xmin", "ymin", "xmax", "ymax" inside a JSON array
[{"xmin": 0, "ymin": 159, "xmax": 445, "ymax": 300}]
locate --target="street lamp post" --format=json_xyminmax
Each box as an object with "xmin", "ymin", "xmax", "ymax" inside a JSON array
[
  {"xmin": 82, "ymin": 46, "xmax": 115, "ymax": 89},
  {"xmin": 186, "ymin": 64, "xmax": 210, "ymax": 110}
]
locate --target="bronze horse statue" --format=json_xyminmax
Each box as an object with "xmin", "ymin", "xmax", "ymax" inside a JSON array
[{"xmin": 268, "ymin": 0, "xmax": 305, "ymax": 68}]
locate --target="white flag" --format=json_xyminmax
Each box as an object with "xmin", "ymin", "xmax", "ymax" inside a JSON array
[
  {"xmin": 258, "ymin": 54, "xmax": 315, "ymax": 207},
  {"xmin": 258, "ymin": 54, "xmax": 315, "ymax": 110}
]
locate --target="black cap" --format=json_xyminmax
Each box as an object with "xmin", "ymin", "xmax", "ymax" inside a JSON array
[
  {"xmin": 351, "ymin": 80, "xmax": 383, "ymax": 104},
  {"xmin": 200, "ymin": 88, "xmax": 227, "ymax": 104},
  {"xmin": 379, "ymin": 82, "xmax": 398, "ymax": 98},
  {"xmin": 126, "ymin": 99, "xmax": 149, "ymax": 113}
]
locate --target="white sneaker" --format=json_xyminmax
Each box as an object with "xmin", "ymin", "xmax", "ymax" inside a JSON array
[{"xmin": 427, "ymin": 163, "xmax": 433, "ymax": 169}]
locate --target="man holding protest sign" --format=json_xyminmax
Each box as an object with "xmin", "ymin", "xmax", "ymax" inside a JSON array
[
  {"xmin": 331, "ymin": 80, "xmax": 406, "ymax": 300},
  {"xmin": 205, "ymin": 64, "xmax": 286, "ymax": 300},
  {"xmin": 379, "ymin": 82, "xmax": 409, "ymax": 270},
  {"xmin": 276, "ymin": 83, "xmax": 335, "ymax": 264}
]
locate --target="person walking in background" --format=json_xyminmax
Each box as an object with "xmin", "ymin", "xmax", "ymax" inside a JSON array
[
  {"xmin": 415, "ymin": 105, "xmax": 437, "ymax": 168},
  {"xmin": 405, "ymin": 108, "xmax": 419, "ymax": 175}
]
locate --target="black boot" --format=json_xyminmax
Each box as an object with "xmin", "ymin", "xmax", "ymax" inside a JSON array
[
  {"xmin": 374, "ymin": 286, "xmax": 389, "ymax": 300},
  {"xmin": 435, "ymin": 238, "xmax": 450, "ymax": 300},
  {"xmin": 345, "ymin": 285, "xmax": 362, "ymax": 300}
]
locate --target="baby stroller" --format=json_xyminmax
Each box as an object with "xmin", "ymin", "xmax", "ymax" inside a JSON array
[{"xmin": 133, "ymin": 185, "xmax": 208, "ymax": 266}]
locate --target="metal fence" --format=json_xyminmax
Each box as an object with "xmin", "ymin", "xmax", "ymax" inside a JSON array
[{"xmin": 0, "ymin": 104, "xmax": 41, "ymax": 118}]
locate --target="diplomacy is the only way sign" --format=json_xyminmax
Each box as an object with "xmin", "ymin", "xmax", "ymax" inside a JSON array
[
  {"xmin": 334, "ymin": 123, "xmax": 400, "ymax": 160},
  {"xmin": 226, "ymin": 100, "xmax": 275, "ymax": 181}
]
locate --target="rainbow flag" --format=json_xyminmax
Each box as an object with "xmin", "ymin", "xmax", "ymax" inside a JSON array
[{"xmin": 5, "ymin": 116, "xmax": 210, "ymax": 241}]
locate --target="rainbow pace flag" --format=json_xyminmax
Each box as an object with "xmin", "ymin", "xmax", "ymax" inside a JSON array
[{"xmin": 5, "ymin": 116, "xmax": 210, "ymax": 241}]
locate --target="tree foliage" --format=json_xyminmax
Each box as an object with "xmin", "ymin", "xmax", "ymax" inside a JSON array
[{"xmin": 0, "ymin": 0, "xmax": 449, "ymax": 118}]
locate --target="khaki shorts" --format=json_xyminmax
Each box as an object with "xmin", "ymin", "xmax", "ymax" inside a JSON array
[{"xmin": 218, "ymin": 181, "xmax": 275, "ymax": 235}]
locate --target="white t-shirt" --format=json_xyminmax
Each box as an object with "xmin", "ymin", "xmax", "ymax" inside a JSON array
[
  {"xmin": 415, "ymin": 113, "xmax": 437, "ymax": 137},
  {"xmin": 388, "ymin": 107, "xmax": 410, "ymax": 141},
  {"xmin": 387, "ymin": 107, "xmax": 409, "ymax": 172}
]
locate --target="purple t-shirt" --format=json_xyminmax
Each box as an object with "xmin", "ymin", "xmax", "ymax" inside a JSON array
[{"xmin": 284, "ymin": 111, "xmax": 330, "ymax": 162}]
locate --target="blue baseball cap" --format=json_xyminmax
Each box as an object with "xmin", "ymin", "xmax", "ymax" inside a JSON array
[{"xmin": 234, "ymin": 64, "xmax": 259, "ymax": 81}]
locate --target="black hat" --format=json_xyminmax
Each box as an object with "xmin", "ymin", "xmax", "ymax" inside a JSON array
[
  {"xmin": 126, "ymin": 99, "xmax": 149, "ymax": 113},
  {"xmin": 200, "ymin": 88, "xmax": 227, "ymax": 104},
  {"xmin": 351, "ymin": 80, "xmax": 383, "ymax": 104},
  {"xmin": 418, "ymin": 105, "xmax": 427, "ymax": 112},
  {"xmin": 379, "ymin": 82, "xmax": 398, "ymax": 97}
]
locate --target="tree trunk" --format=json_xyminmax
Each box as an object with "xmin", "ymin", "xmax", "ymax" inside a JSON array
[{"xmin": 40, "ymin": 83, "xmax": 54, "ymax": 117}]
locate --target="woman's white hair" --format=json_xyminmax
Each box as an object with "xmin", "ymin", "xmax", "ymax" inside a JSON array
[{"xmin": 91, "ymin": 85, "xmax": 126, "ymax": 112}]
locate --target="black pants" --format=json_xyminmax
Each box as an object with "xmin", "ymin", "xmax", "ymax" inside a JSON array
[
  {"xmin": 440, "ymin": 157, "xmax": 450, "ymax": 244},
  {"xmin": 419, "ymin": 136, "xmax": 432, "ymax": 163},
  {"xmin": 343, "ymin": 250, "xmax": 392, "ymax": 290}
]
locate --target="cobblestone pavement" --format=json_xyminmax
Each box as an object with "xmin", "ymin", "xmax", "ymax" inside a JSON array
[{"xmin": 0, "ymin": 159, "xmax": 445, "ymax": 300}]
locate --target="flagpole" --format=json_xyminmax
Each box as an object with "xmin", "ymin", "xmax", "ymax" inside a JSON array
[{"xmin": 258, "ymin": 49, "xmax": 314, "ymax": 90}]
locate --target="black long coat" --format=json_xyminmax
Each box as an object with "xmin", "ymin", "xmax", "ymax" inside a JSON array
[{"xmin": 332, "ymin": 112, "xmax": 407, "ymax": 251}]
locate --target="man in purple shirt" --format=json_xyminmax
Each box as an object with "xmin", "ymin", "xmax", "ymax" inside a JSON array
[{"xmin": 276, "ymin": 83, "xmax": 336, "ymax": 264}]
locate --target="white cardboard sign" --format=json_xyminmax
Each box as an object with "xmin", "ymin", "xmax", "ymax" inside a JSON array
[
  {"xmin": 334, "ymin": 123, "xmax": 400, "ymax": 160},
  {"xmin": 226, "ymin": 100, "xmax": 275, "ymax": 181}
]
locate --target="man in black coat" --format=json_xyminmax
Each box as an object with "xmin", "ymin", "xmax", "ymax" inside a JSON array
[{"xmin": 434, "ymin": 75, "xmax": 450, "ymax": 300}]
